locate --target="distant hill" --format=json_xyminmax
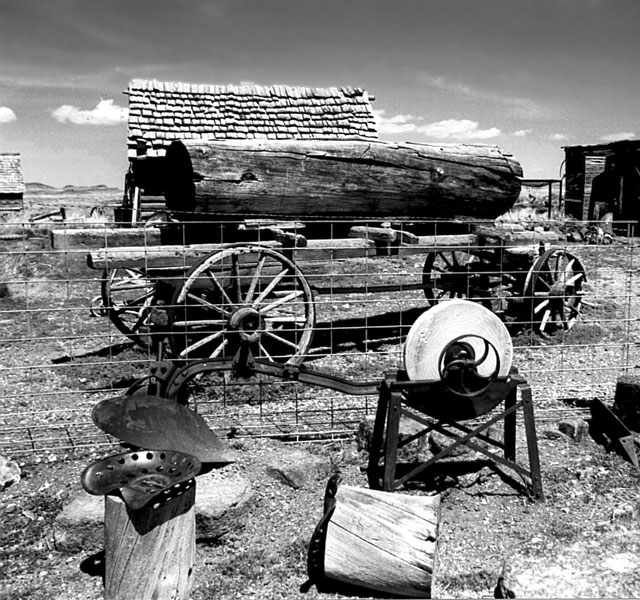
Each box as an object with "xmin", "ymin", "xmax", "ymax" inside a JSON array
[
  {"xmin": 25, "ymin": 182, "xmax": 121, "ymax": 194},
  {"xmin": 25, "ymin": 182, "xmax": 56, "ymax": 191}
]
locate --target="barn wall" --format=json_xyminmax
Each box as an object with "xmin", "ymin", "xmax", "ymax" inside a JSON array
[{"xmin": 564, "ymin": 141, "xmax": 640, "ymax": 223}]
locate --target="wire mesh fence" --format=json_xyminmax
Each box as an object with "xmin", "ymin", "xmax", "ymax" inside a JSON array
[{"xmin": 0, "ymin": 215, "xmax": 637, "ymax": 457}]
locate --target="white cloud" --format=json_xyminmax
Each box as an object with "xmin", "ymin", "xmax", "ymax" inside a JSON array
[
  {"xmin": 417, "ymin": 119, "xmax": 500, "ymax": 140},
  {"xmin": 513, "ymin": 129, "xmax": 532, "ymax": 137},
  {"xmin": 0, "ymin": 106, "xmax": 17, "ymax": 123},
  {"xmin": 600, "ymin": 132, "xmax": 636, "ymax": 142},
  {"xmin": 373, "ymin": 109, "xmax": 417, "ymax": 134},
  {"xmin": 52, "ymin": 99, "xmax": 128, "ymax": 125},
  {"xmin": 550, "ymin": 133, "xmax": 569, "ymax": 141}
]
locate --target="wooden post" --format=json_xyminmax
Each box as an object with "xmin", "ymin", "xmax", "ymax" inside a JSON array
[
  {"xmin": 131, "ymin": 186, "xmax": 141, "ymax": 224},
  {"xmin": 104, "ymin": 483, "xmax": 196, "ymax": 600},
  {"xmin": 319, "ymin": 485, "xmax": 440, "ymax": 598}
]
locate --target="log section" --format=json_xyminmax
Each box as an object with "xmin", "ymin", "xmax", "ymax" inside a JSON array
[
  {"xmin": 163, "ymin": 139, "xmax": 522, "ymax": 220},
  {"xmin": 318, "ymin": 485, "xmax": 440, "ymax": 598}
]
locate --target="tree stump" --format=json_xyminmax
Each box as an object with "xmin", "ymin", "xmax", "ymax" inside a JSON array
[
  {"xmin": 310, "ymin": 484, "xmax": 440, "ymax": 598},
  {"xmin": 104, "ymin": 482, "xmax": 196, "ymax": 600}
]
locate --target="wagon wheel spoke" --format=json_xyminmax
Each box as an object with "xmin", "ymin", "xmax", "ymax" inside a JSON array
[
  {"xmin": 264, "ymin": 315, "xmax": 308, "ymax": 325},
  {"xmin": 244, "ymin": 254, "xmax": 267, "ymax": 304},
  {"xmin": 230, "ymin": 252, "xmax": 242, "ymax": 304},
  {"xmin": 262, "ymin": 330, "xmax": 301, "ymax": 351},
  {"xmin": 184, "ymin": 291, "xmax": 231, "ymax": 318},
  {"xmin": 259, "ymin": 289, "xmax": 305, "ymax": 314},
  {"xmin": 533, "ymin": 278, "xmax": 551, "ymax": 291},
  {"xmin": 439, "ymin": 252, "xmax": 454, "ymax": 268},
  {"xmin": 172, "ymin": 318, "xmax": 227, "ymax": 328},
  {"xmin": 257, "ymin": 342, "xmax": 275, "ymax": 362},
  {"xmin": 533, "ymin": 299, "xmax": 549, "ymax": 314},
  {"xmin": 252, "ymin": 267, "xmax": 291, "ymax": 308},
  {"xmin": 178, "ymin": 330, "xmax": 228, "ymax": 359},
  {"xmin": 204, "ymin": 268, "xmax": 234, "ymax": 308},
  {"xmin": 565, "ymin": 272, "xmax": 584, "ymax": 287},
  {"xmin": 539, "ymin": 309, "xmax": 552, "ymax": 335}
]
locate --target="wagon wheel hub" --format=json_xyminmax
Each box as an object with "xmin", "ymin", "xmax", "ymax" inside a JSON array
[{"xmin": 227, "ymin": 306, "xmax": 265, "ymax": 344}]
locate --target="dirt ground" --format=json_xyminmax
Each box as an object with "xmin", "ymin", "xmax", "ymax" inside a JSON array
[
  {"xmin": 0, "ymin": 430, "xmax": 639, "ymax": 599},
  {"xmin": 0, "ymin": 190, "xmax": 639, "ymax": 598}
]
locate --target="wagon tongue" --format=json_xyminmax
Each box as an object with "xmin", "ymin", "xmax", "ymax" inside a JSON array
[{"xmin": 92, "ymin": 394, "xmax": 235, "ymax": 465}]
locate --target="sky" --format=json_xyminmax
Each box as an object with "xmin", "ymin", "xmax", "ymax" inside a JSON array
[{"xmin": 0, "ymin": 0, "xmax": 638, "ymax": 187}]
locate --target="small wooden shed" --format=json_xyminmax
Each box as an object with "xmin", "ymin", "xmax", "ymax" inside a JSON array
[
  {"xmin": 122, "ymin": 79, "xmax": 378, "ymax": 220},
  {"xmin": 563, "ymin": 139, "xmax": 640, "ymax": 224},
  {"xmin": 0, "ymin": 153, "xmax": 25, "ymax": 211}
]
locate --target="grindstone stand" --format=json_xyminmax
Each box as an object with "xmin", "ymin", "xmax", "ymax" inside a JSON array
[{"xmin": 367, "ymin": 368, "xmax": 544, "ymax": 500}]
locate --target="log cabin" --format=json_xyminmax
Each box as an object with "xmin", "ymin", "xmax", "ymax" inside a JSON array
[{"xmin": 0, "ymin": 153, "xmax": 25, "ymax": 211}]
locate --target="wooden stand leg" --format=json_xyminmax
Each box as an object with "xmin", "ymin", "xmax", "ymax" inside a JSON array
[
  {"xmin": 368, "ymin": 385, "xmax": 389, "ymax": 490},
  {"xmin": 104, "ymin": 482, "xmax": 196, "ymax": 600},
  {"xmin": 521, "ymin": 384, "xmax": 544, "ymax": 501},
  {"xmin": 504, "ymin": 385, "xmax": 517, "ymax": 463},
  {"xmin": 383, "ymin": 391, "xmax": 402, "ymax": 491}
]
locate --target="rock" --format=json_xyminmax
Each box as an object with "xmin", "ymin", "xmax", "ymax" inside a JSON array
[
  {"xmin": 612, "ymin": 502, "xmax": 640, "ymax": 523},
  {"xmin": 357, "ymin": 415, "xmax": 430, "ymax": 461},
  {"xmin": 558, "ymin": 418, "xmax": 589, "ymax": 442},
  {"xmin": 430, "ymin": 426, "xmax": 505, "ymax": 457},
  {"xmin": 53, "ymin": 492, "xmax": 104, "ymax": 554},
  {"xmin": 0, "ymin": 455, "xmax": 21, "ymax": 490},
  {"xmin": 195, "ymin": 469, "xmax": 254, "ymax": 542},
  {"xmin": 265, "ymin": 447, "xmax": 332, "ymax": 489}
]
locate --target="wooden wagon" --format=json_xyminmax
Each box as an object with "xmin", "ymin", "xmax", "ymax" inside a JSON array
[{"xmin": 88, "ymin": 139, "xmax": 586, "ymax": 366}]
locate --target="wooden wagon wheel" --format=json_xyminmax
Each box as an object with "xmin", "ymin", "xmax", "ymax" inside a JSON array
[
  {"xmin": 168, "ymin": 244, "xmax": 315, "ymax": 365},
  {"xmin": 101, "ymin": 267, "xmax": 156, "ymax": 347},
  {"xmin": 523, "ymin": 248, "xmax": 586, "ymax": 336},
  {"xmin": 422, "ymin": 249, "xmax": 497, "ymax": 308}
]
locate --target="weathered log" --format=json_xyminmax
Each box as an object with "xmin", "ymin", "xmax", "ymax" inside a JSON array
[
  {"xmin": 309, "ymin": 484, "xmax": 440, "ymax": 598},
  {"xmin": 163, "ymin": 139, "xmax": 522, "ymax": 220},
  {"xmin": 473, "ymin": 224, "xmax": 560, "ymax": 246},
  {"xmin": 104, "ymin": 486, "xmax": 196, "ymax": 600}
]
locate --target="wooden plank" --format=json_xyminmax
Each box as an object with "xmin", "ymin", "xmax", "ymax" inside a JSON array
[
  {"xmin": 87, "ymin": 238, "xmax": 378, "ymax": 270},
  {"xmin": 348, "ymin": 226, "xmax": 420, "ymax": 246},
  {"xmin": 52, "ymin": 227, "xmax": 162, "ymax": 250}
]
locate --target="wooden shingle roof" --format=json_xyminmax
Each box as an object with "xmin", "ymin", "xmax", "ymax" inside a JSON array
[
  {"xmin": 0, "ymin": 154, "xmax": 25, "ymax": 194},
  {"xmin": 126, "ymin": 79, "xmax": 378, "ymax": 158}
]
